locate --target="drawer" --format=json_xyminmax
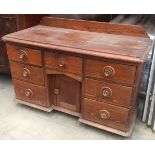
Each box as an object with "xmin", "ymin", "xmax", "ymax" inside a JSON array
[
  {"xmin": 84, "ymin": 78, "xmax": 133, "ymax": 108},
  {"xmin": 6, "ymin": 44, "xmax": 42, "ymax": 66},
  {"xmin": 82, "ymin": 98, "xmax": 130, "ymax": 131},
  {"xmin": 10, "ymin": 61, "xmax": 44, "ymax": 86},
  {"xmin": 85, "ymin": 59, "xmax": 136, "ymax": 85},
  {"xmin": 13, "ymin": 79, "xmax": 47, "ymax": 107},
  {"xmin": 45, "ymin": 52, "xmax": 82, "ymax": 75}
]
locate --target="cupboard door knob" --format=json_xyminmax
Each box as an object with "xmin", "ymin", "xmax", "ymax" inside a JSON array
[
  {"xmin": 101, "ymin": 87, "xmax": 112, "ymax": 97},
  {"xmin": 99, "ymin": 110, "xmax": 110, "ymax": 120},
  {"xmin": 25, "ymin": 89, "xmax": 33, "ymax": 97},
  {"xmin": 103, "ymin": 66, "xmax": 115, "ymax": 77},
  {"xmin": 23, "ymin": 68, "xmax": 30, "ymax": 77},
  {"xmin": 58, "ymin": 60, "xmax": 65, "ymax": 68},
  {"xmin": 19, "ymin": 50, "xmax": 27, "ymax": 60}
]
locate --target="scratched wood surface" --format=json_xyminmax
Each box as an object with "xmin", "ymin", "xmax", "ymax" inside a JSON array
[
  {"xmin": 2, "ymin": 17, "xmax": 152, "ymax": 136},
  {"xmin": 3, "ymin": 24, "xmax": 152, "ymax": 63}
]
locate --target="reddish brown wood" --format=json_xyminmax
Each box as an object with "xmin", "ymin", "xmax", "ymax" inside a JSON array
[
  {"xmin": 0, "ymin": 15, "xmax": 16, "ymax": 39},
  {"xmin": 13, "ymin": 79, "xmax": 47, "ymax": 107},
  {"xmin": 6, "ymin": 44, "xmax": 42, "ymax": 66},
  {"xmin": 53, "ymin": 106, "xmax": 81, "ymax": 117},
  {"xmin": 85, "ymin": 59, "xmax": 136, "ymax": 85},
  {"xmin": 45, "ymin": 69, "xmax": 82, "ymax": 82},
  {"xmin": 2, "ymin": 17, "xmax": 152, "ymax": 137},
  {"xmin": 82, "ymin": 98, "xmax": 130, "ymax": 131},
  {"xmin": 49, "ymin": 14, "xmax": 116, "ymax": 22},
  {"xmin": 10, "ymin": 61, "xmax": 45, "ymax": 86},
  {"xmin": 55, "ymin": 75, "xmax": 81, "ymax": 112},
  {"xmin": 15, "ymin": 14, "xmax": 46, "ymax": 31},
  {"xmin": 3, "ymin": 25, "xmax": 151, "ymax": 63},
  {"xmin": 84, "ymin": 78, "xmax": 133, "ymax": 108},
  {"xmin": 79, "ymin": 118, "xmax": 132, "ymax": 137},
  {"xmin": 0, "ymin": 41, "xmax": 10, "ymax": 73},
  {"xmin": 15, "ymin": 99, "xmax": 53, "ymax": 112},
  {"xmin": 40, "ymin": 17, "xmax": 149, "ymax": 37},
  {"xmin": 45, "ymin": 52, "xmax": 82, "ymax": 75},
  {"xmin": 0, "ymin": 14, "xmax": 46, "ymax": 74},
  {"xmin": 0, "ymin": 15, "xmax": 16, "ymax": 74},
  {"xmin": 47, "ymin": 74, "xmax": 56, "ymax": 107}
]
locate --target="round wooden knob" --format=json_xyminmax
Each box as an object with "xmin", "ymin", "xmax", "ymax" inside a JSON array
[
  {"xmin": 103, "ymin": 66, "xmax": 115, "ymax": 77},
  {"xmin": 19, "ymin": 50, "xmax": 27, "ymax": 60},
  {"xmin": 23, "ymin": 68, "xmax": 30, "ymax": 77},
  {"xmin": 58, "ymin": 60, "xmax": 65, "ymax": 68},
  {"xmin": 99, "ymin": 110, "xmax": 110, "ymax": 120},
  {"xmin": 25, "ymin": 89, "xmax": 33, "ymax": 97},
  {"xmin": 101, "ymin": 87, "xmax": 112, "ymax": 97}
]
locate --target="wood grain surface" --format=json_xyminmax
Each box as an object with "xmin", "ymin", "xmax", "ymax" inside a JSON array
[
  {"xmin": 2, "ymin": 17, "xmax": 152, "ymax": 136},
  {"xmin": 13, "ymin": 79, "xmax": 47, "ymax": 107},
  {"xmin": 3, "ymin": 24, "xmax": 152, "ymax": 63},
  {"xmin": 82, "ymin": 98, "xmax": 130, "ymax": 131},
  {"xmin": 10, "ymin": 61, "xmax": 45, "ymax": 86},
  {"xmin": 84, "ymin": 78, "xmax": 133, "ymax": 108}
]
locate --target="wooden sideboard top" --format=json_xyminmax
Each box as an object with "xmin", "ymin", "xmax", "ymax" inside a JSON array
[{"xmin": 2, "ymin": 17, "xmax": 152, "ymax": 63}]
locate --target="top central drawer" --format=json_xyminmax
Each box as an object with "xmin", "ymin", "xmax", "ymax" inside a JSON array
[
  {"xmin": 45, "ymin": 52, "xmax": 82, "ymax": 76},
  {"xmin": 85, "ymin": 59, "xmax": 136, "ymax": 85}
]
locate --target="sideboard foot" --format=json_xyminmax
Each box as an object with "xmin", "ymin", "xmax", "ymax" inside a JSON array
[
  {"xmin": 15, "ymin": 98, "xmax": 54, "ymax": 112},
  {"xmin": 79, "ymin": 118, "xmax": 132, "ymax": 137}
]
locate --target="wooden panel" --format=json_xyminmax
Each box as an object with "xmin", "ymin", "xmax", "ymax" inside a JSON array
[
  {"xmin": 79, "ymin": 117, "xmax": 132, "ymax": 137},
  {"xmin": 6, "ymin": 44, "xmax": 42, "ymax": 66},
  {"xmin": 0, "ymin": 41, "xmax": 10, "ymax": 73},
  {"xmin": 55, "ymin": 75, "xmax": 81, "ymax": 112},
  {"xmin": 2, "ymin": 25, "xmax": 152, "ymax": 63},
  {"xmin": 0, "ymin": 15, "xmax": 47, "ymax": 74},
  {"xmin": 0, "ymin": 15, "xmax": 16, "ymax": 73},
  {"xmin": 0, "ymin": 15, "xmax": 16, "ymax": 39},
  {"xmin": 2, "ymin": 16, "xmax": 151, "ymax": 136},
  {"xmin": 40, "ymin": 17, "xmax": 149, "ymax": 37},
  {"xmin": 15, "ymin": 14, "xmax": 46, "ymax": 31},
  {"xmin": 84, "ymin": 78, "xmax": 133, "ymax": 108},
  {"xmin": 82, "ymin": 98, "xmax": 129, "ymax": 131},
  {"xmin": 10, "ymin": 61, "xmax": 44, "ymax": 85},
  {"xmin": 15, "ymin": 99, "xmax": 53, "ymax": 112},
  {"xmin": 45, "ymin": 52, "xmax": 82, "ymax": 75},
  {"xmin": 85, "ymin": 59, "xmax": 136, "ymax": 85},
  {"xmin": 13, "ymin": 79, "xmax": 47, "ymax": 107},
  {"xmin": 49, "ymin": 14, "xmax": 116, "ymax": 22}
]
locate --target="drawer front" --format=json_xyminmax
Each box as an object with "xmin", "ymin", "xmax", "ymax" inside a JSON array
[
  {"xmin": 13, "ymin": 79, "xmax": 47, "ymax": 107},
  {"xmin": 84, "ymin": 78, "xmax": 133, "ymax": 108},
  {"xmin": 6, "ymin": 44, "xmax": 42, "ymax": 66},
  {"xmin": 10, "ymin": 61, "xmax": 44, "ymax": 86},
  {"xmin": 82, "ymin": 98, "xmax": 129, "ymax": 131},
  {"xmin": 85, "ymin": 59, "xmax": 136, "ymax": 85},
  {"xmin": 45, "ymin": 52, "xmax": 82, "ymax": 75}
]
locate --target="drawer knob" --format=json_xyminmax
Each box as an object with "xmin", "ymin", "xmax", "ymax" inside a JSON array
[
  {"xmin": 25, "ymin": 89, "xmax": 33, "ymax": 97},
  {"xmin": 99, "ymin": 110, "xmax": 110, "ymax": 120},
  {"xmin": 23, "ymin": 68, "xmax": 30, "ymax": 77},
  {"xmin": 58, "ymin": 60, "xmax": 65, "ymax": 68},
  {"xmin": 19, "ymin": 50, "xmax": 27, "ymax": 60},
  {"xmin": 103, "ymin": 66, "xmax": 115, "ymax": 77},
  {"xmin": 101, "ymin": 87, "xmax": 112, "ymax": 97}
]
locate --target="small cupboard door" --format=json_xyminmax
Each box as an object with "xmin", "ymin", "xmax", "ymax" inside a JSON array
[{"xmin": 55, "ymin": 75, "xmax": 81, "ymax": 112}]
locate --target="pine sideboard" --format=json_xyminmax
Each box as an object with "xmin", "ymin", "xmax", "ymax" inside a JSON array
[{"xmin": 2, "ymin": 17, "xmax": 152, "ymax": 137}]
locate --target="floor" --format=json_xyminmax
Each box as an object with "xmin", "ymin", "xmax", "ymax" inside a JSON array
[{"xmin": 0, "ymin": 74, "xmax": 155, "ymax": 140}]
